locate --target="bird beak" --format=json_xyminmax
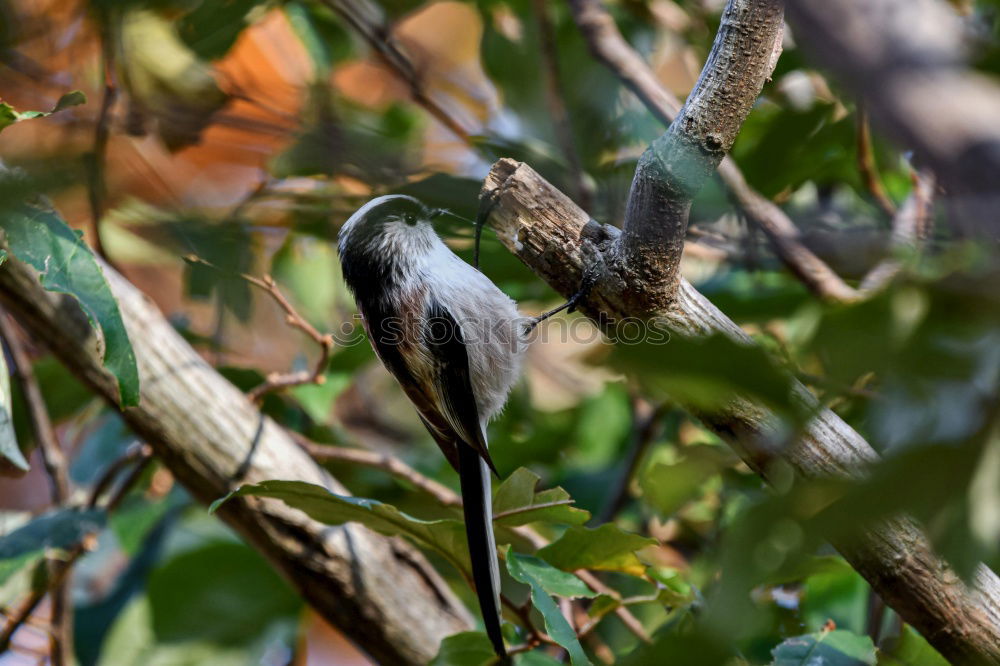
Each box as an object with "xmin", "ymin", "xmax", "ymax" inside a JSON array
[{"xmin": 428, "ymin": 208, "xmax": 448, "ymax": 220}]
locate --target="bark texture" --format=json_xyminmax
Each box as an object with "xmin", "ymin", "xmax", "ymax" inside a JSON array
[
  {"xmin": 483, "ymin": 158, "xmax": 1000, "ymax": 665},
  {"xmin": 617, "ymin": 0, "xmax": 784, "ymax": 312},
  {"xmin": 0, "ymin": 255, "xmax": 471, "ymax": 665}
]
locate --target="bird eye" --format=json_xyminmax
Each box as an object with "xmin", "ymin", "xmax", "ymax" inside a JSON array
[{"xmin": 403, "ymin": 214, "xmax": 418, "ymax": 226}]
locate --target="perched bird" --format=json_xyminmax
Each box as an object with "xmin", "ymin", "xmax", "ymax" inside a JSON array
[{"xmin": 338, "ymin": 194, "xmax": 525, "ymax": 657}]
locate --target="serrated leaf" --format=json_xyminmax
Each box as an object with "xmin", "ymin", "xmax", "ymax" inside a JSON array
[
  {"xmin": 212, "ymin": 480, "xmax": 472, "ymax": 576},
  {"xmin": 0, "ymin": 508, "xmax": 105, "ymax": 561},
  {"xmin": 2, "ymin": 203, "xmax": 140, "ymax": 406},
  {"xmin": 492, "ymin": 467, "xmax": 589, "ymax": 527},
  {"xmin": 0, "ymin": 345, "xmax": 27, "ymax": 472},
  {"xmin": 536, "ymin": 524, "xmax": 656, "ymax": 576},
  {"xmin": 0, "ymin": 90, "xmax": 86, "ymax": 133},
  {"xmin": 771, "ymin": 629, "xmax": 877, "ymax": 666},
  {"xmin": 506, "ymin": 549, "xmax": 591, "ymax": 666},
  {"xmin": 506, "ymin": 551, "xmax": 595, "ymax": 599},
  {"xmin": 430, "ymin": 631, "xmax": 498, "ymax": 666}
]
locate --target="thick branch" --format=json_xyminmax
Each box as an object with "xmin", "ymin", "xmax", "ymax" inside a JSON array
[
  {"xmin": 616, "ymin": 0, "xmax": 784, "ymax": 312},
  {"xmin": 482, "ymin": 158, "xmax": 1000, "ymax": 665},
  {"xmin": 785, "ymin": 0, "xmax": 1000, "ymax": 240},
  {"xmin": 0, "ymin": 257, "xmax": 471, "ymax": 664},
  {"xmin": 570, "ymin": 0, "xmax": 869, "ymax": 304}
]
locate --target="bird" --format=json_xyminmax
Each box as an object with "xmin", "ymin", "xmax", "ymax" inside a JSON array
[{"xmin": 338, "ymin": 194, "xmax": 526, "ymax": 658}]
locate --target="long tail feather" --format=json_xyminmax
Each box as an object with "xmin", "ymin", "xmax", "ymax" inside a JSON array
[{"xmin": 457, "ymin": 444, "xmax": 505, "ymax": 658}]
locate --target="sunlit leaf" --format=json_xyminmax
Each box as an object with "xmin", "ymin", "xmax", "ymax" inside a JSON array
[
  {"xmin": 492, "ymin": 467, "xmax": 590, "ymax": 527},
  {"xmin": 536, "ymin": 524, "xmax": 655, "ymax": 576},
  {"xmin": 2, "ymin": 203, "xmax": 140, "ymax": 406},
  {"xmin": 212, "ymin": 480, "xmax": 472, "ymax": 576}
]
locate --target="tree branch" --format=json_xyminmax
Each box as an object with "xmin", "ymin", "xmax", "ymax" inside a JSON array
[
  {"xmin": 0, "ymin": 255, "xmax": 473, "ymax": 665},
  {"xmin": 785, "ymin": 0, "xmax": 1000, "ymax": 240},
  {"xmin": 569, "ymin": 0, "xmax": 869, "ymax": 304},
  {"xmin": 480, "ymin": 158, "xmax": 1000, "ymax": 664},
  {"xmin": 614, "ymin": 0, "xmax": 784, "ymax": 312}
]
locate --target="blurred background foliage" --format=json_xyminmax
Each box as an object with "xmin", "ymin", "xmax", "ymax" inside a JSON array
[{"xmin": 0, "ymin": 0, "xmax": 998, "ymax": 664}]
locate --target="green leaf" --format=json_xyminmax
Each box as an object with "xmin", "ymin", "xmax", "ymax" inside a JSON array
[
  {"xmin": 492, "ymin": 467, "xmax": 590, "ymax": 527},
  {"xmin": 147, "ymin": 541, "xmax": 300, "ymax": 645},
  {"xmin": 877, "ymin": 625, "xmax": 948, "ymax": 666},
  {"xmin": 212, "ymin": 480, "xmax": 472, "ymax": 576},
  {"xmin": 0, "ymin": 508, "xmax": 105, "ymax": 560},
  {"xmin": 0, "ymin": 90, "xmax": 86, "ymax": 133},
  {"xmin": 430, "ymin": 631, "xmax": 498, "ymax": 666},
  {"xmin": 771, "ymin": 629, "xmax": 877, "ymax": 666},
  {"xmin": 2, "ymin": 204, "xmax": 140, "ymax": 406},
  {"xmin": 506, "ymin": 551, "xmax": 595, "ymax": 599},
  {"xmin": 640, "ymin": 445, "xmax": 731, "ymax": 517},
  {"xmin": 506, "ymin": 548, "xmax": 591, "ymax": 666},
  {"xmin": 609, "ymin": 334, "xmax": 801, "ymax": 420},
  {"xmin": 536, "ymin": 524, "xmax": 656, "ymax": 576},
  {"xmin": 0, "ymin": 344, "xmax": 27, "ymax": 472}
]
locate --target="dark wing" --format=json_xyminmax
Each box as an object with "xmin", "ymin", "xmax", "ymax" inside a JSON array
[
  {"xmin": 357, "ymin": 298, "xmax": 461, "ymax": 469},
  {"xmin": 422, "ymin": 301, "xmax": 497, "ymax": 474}
]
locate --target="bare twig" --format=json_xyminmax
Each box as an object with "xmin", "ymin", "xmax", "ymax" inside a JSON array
[
  {"xmin": 0, "ymin": 446, "xmax": 151, "ymax": 654},
  {"xmin": 575, "ymin": 570, "xmax": 652, "ymax": 644},
  {"xmin": 857, "ymin": 171, "xmax": 935, "ymax": 295},
  {"xmin": 86, "ymin": 12, "xmax": 118, "ymax": 263},
  {"xmin": 321, "ymin": 0, "xmax": 472, "ymax": 144},
  {"xmin": 0, "ymin": 313, "xmax": 73, "ymax": 665},
  {"xmin": 531, "ymin": 0, "xmax": 591, "ymax": 210},
  {"xmin": 184, "ymin": 256, "xmax": 334, "ymax": 402},
  {"xmin": 290, "ymin": 432, "xmax": 462, "ymax": 508},
  {"xmin": 856, "ymin": 106, "xmax": 897, "ymax": 218},
  {"xmin": 0, "ymin": 314, "xmax": 67, "ymax": 503}
]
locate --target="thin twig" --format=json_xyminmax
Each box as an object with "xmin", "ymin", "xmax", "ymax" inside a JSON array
[
  {"xmin": 0, "ymin": 446, "xmax": 151, "ymax": 654},
  {"xmin": 86, "ymin": 11, "xmax": 118, "ymax": 263},
  {"xmin": 184, "ymin": 256, "xmax": 334, "ymax": 402},
  {"xmin": 0, "ymin": 314, "xmax": 67, "ymax": 503},
  {"xmin": 857, "ymin": 171, "xmax": 935, "ymax": 295},
  {"xmin": 575, "ymin": 570, "xmax": 652, "ymax": 644},
  {"xmin": 531, "ymin": 0, "xmax": 591, "ymax": 210},
  {"xmin": 290, "ymin": 432, "xmax": 462, "ymax": 508},
  {"xmin": 0, "ymin": 313, "xmax": 73, "ymax": 665},
  {"xmin": 856, "ymin": 106, "xmax": 897, "ymax": 218},
  {"xmin": 321, "ymin": 0, "xmax": 473, "ymax": 144}
]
